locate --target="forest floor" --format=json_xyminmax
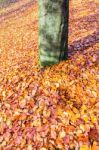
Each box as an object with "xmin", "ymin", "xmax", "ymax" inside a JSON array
[{"xmin": 0, "ymin": 0, "xmax": 99, "ymax": 149}]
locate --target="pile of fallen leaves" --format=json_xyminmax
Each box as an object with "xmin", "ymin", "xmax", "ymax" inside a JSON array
[{"xmin": 0, "ymin": 0, "xmax": 99, "ymax": 149}]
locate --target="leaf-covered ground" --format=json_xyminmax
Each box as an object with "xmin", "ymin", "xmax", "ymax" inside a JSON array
[{"xmin": 0, "ymin": 0, "xmax": 99, "ymax": 149}]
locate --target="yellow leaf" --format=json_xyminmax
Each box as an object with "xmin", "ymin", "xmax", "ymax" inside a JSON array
[
  {"xmin": 43, "ymin": 108, "xmax": 51, "ymax": 118},
  {"xmin": 55, "ymin": 83, "xmax": 60, "ymax": 88},
  {"xmin": 2, "ymin": 91, "xmax": 6, "ymax": 97},
  {"xmin": 76, "ymin": 129, "xmax": 83, "ymax": 136},
  {"xmin": 59, "ymin": 130, "xmax": 66, "ymax": 138},
  {"xmin": 83, "ymin": 115, "xmax": 89, "ymax": 122},
  {"xmin": 27, "ymin": 144, "xmax": 33, "ymax": 150},
  {"xmin": 91, "ymin": 141, "xmax": 99, "ymax": 150},
  {"xmin": 81, "ymin": 105, "xmax": 87, "ymax": 114},
  {"xmin": 19, "ymin": 99, "xmax": 26, "ymax": 108},
  {"xmin": 1, "ymin": 141, "xmax": 6, "ymax": 146},
  {"xmin": 91, "ymin": 115, "xmax": 97, "ymax": 123},
  {"xmin": 33, "ymin": 118, "xmax": 41, "ymax": 127},
  {"xmin": 40, "ymin": 147, "xmax": 47, "ymax": 150},
  {"xmin": 0, "ymin": 136, "xmax": 3, "ymax": 143},
  {"xmin": 92, "ymin": 91, "xmax": 97, "ymax": 97},
  {"xmin": 80, "ymin": 124, "xmax": 85, "ymax": 132},
  {"xmin": 80, "ymin": 145, "xmax": 89, "ymax": 150},
  {"xmin": 6, "ymin": 119, "xmax": 12, "ymax": 128},
  {"xmin": 73, "ymin": 107, "xmax": 79, "ymax": 114},
  {"xmin": 57, "ymin": 107, "xmax": 63, "ymax": 116}
]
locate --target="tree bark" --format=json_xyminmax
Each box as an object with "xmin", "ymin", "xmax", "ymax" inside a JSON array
[{"xmin": 38, "ymin": 0, "xmax": 69, "ymax": 67}]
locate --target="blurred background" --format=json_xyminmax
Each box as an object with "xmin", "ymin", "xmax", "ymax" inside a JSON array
[{"xmin": 0, "ymin": 0, "xmax": 19, "ymax": 8}]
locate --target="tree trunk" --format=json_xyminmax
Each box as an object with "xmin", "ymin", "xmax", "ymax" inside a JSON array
[{"xmin": 38, "ymin": 0, "xmax": 69, "ymax": 67}]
